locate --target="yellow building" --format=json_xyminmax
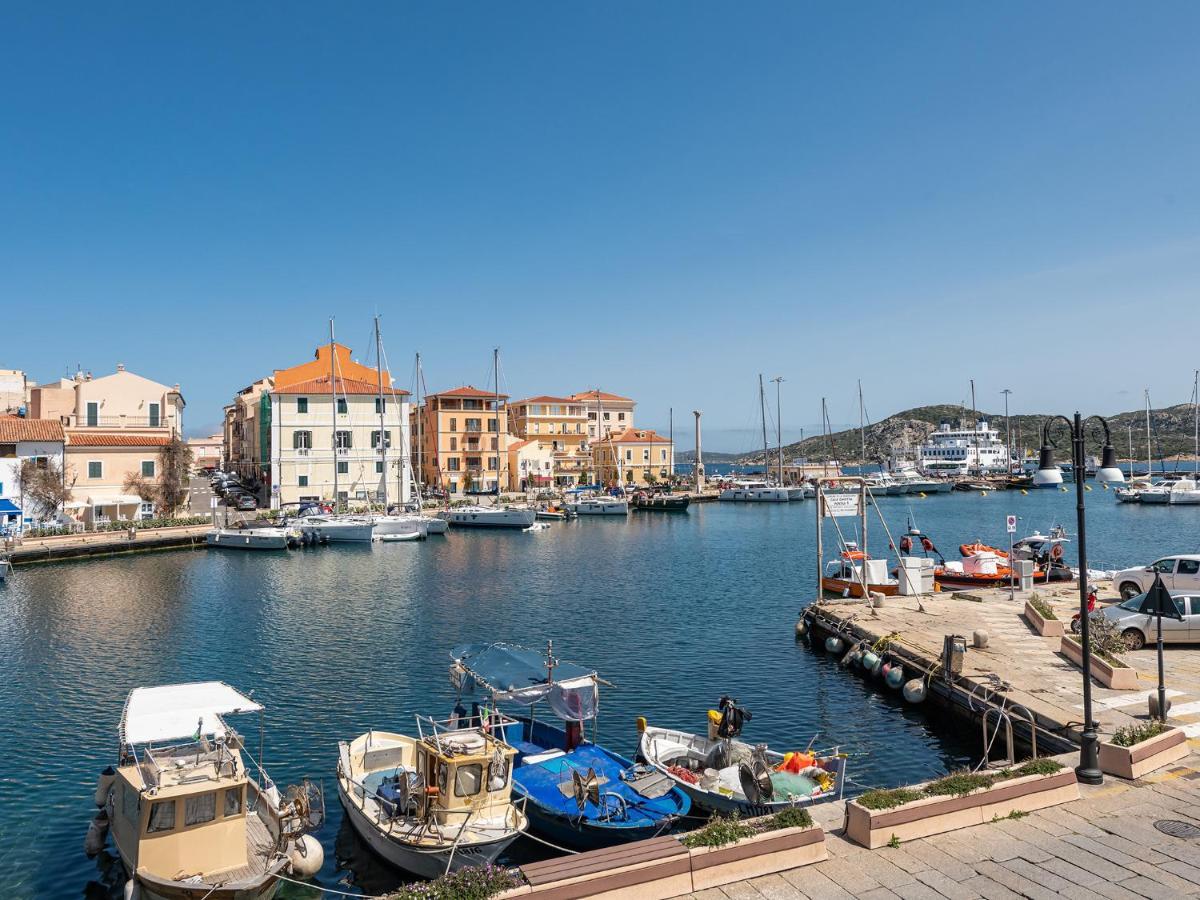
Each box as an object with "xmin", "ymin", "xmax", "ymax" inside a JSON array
[
  {"xmin": 412, "ymin": 386, "xmax": 509, "ymax": 495},
  {"xmin": 594, "ymin": 428, "xmax": 674, "ymax": 486},
  {"xmin": 567, "ymin": 390, "xmax": 636, "ymax": 440},
  {"xmin": 508, "ymin": 396, "xmax": 592, "ymax": 487}
]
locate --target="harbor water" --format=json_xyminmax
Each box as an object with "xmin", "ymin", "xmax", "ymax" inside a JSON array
[{"xmin": 1, "ymin": 488, "xmax": 1194, "ymax": 897}]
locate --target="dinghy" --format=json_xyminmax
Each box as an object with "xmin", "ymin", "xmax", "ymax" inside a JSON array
[
  {"xmin": 449, "ymin": 642, "xmax": 690, "ymax": 850},
  {"xmin": 379, "ymin": 531, "xmax": 422, "ymax": 542}
]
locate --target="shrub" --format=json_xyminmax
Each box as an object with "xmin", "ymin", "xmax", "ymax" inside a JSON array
[
  {"xmin": 1013, "ymin": 758, "xmax": 1063, "ymax": 777},
  {"xmin": 857, "ymin": 759, "xmax": 1063, "ymax": 810},
  {"xmin": 857, "ymin": 788, "xmax": 925, "ymax": 810},
  {"xmin": 923, "ymin": 771, "xmax": 997, "ymax": 797},
  {"xmin": 772, "ymin": 807, "xmax": 813, "ymax": 830},
  {"xmin": 680, "ymin": 813, "xmax": 757, "ymax": 848},
  {"xmin": 384, "ymin": 864, "xmax": 523, "ymax": 900},
  {"xmin": 1028, "ymin": 594, "xmax": 1056, "ymax": 620},
  {"xmin": 1111, "ymin": 721, "xmax": 1168, "ymax": 748}
]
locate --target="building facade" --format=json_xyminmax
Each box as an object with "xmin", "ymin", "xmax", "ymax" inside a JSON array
[
  {"xmin": 506, "ymin": 439, "xmax": 556, "ymax": 492},
  {"xmin": 594, "ymin": 428, "xmax": 674, "ymax": 486},
  {"xmin": 0, "ymin": 416, "xmax": 66, "ymax": 534},
  {"xmin": 187, "ymin": 433, "xmax": 224, "ymax": 472},
  {"xmin": 224, "ymin": 377, "xmax": 272, "ymax": 483},
  {"xmin": 0, "ymin": 370, "xmax": 29, "ymax": 416},
  {"xmin": 412, "ymin": 387, "xmax": 509, "ymax": 495},
  {"xmin": 568, "ymin": 390, "xmax": 636, "ymax": 441},
  {"xmin": 508, "ymin": 396, "xmax": 592, "ymax": 487},
  {"xmin": 266, "ymin": 343, "xmax": 411, "ymax": 510}
]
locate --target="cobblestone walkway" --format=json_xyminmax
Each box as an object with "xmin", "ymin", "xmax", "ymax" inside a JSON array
[{"xmin": 683, "ymin": 750, "xmax": 1200, "ymax": 899}]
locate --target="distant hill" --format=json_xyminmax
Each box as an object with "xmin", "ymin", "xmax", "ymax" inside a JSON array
[
  {"xmin": 676, "ymin": 449, "xmax": 742, "ymax": 464},
  {"xmin": 735, "ymin": 403, "xmax": 1199, "ymax": 465}
]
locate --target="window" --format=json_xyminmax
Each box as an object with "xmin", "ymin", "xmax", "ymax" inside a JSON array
[
  {"xmin": 488, "ymin": 457, "xmax": 498, "ymax": 470},
  {"xmin": 298, "ymin": 475, "xmax": 308, "ymax": 487},
  {"xmin": 122, "ymin": 784, "xmax": 139, "ymax": 824},
  {"xmin": 371, "ymin": 430, "xmax": 391, "ymax": 449},
  {"xmin": 491, "ymin": 437, "xmax": 498, "ymax": 450},
  {"xmin": 375, "ymin": 461, "xmax": 384, "ymax": 473},
  {"xmin": 297, "ymin": 397, "xmax": 308, "ymax": 414},
  {"xmin": 450, "ymin": 437, "xmax": 457, "ymax": 451},
  {"xmin": 488, "ymin": 757, "xmax": 511, "ymax": 792},
  {"xmin": 337, "ymin": 461, "xmax": 349, "ymax": 474},
  {"xmin": 454, "ymin": 763, "xmax": 483, "ymax": 797},
  {"xmin": 88, "ymin": 461, "xmax": 103, "ymax": 479},
  {"xmin": 488, "ymin": 418, "xmax": 498, "ymax": 432},
  {"xmin": 335, "ymin": 431, "xmax": 352, "ymax": 449},
  {"xmin": 603, "ymin": 412, "xmax": 611, "ymax": 421},
  {"xmin": 618, "ymin": 412, "xmax": 625, "ymax": 422},
  {"xmin": 465, "ymin": 418, "xmax": 482, "ymax": 432},
  {"xmin": 642, "ymin": 449, "xmax": 650, "ymax": 461},
  {"xmin": 375, "ymin": 397, "xmax": 386, "ymax": 414},
  {"xmin": 448, "ymin": 458, "xmax": 460, "ymax": 472},
  {"xmin": 293, "ymin": 430, "xmax": 312, "ymax": 450},
  {"xmin": 147, "ymin": 800, "xmax": 176, "ymax": 833},
  {"xmin": 148, "ymin": 402, "xmax": 160, "ymax": 427},
  {"xmin": 449, "ymin": 417, "xmax": 457, "ymax": 432},
  {"xmin": 223, "ymin": 787, "xmax": 243, "ymax": 817},
  {"xmin": 660, "ymin": 449, "xmax": 668, "ymax": 461},
  {"xmin": 1153, "ymin": 559, "xmax": 1177, "ymax": 574},
  {"xmin": 532, "ymin": 422, "xmax": 540, "ymax": 434},
  {"xmin": 1178, "ymin": 559, "xmax": 1200, "ymax": 576},
  {"xmin": 0, "ymin": 444, "xmax": 15, "ymax": 458},
  {"xmin": 625, "ymin": 450, "xmax": 632, "ymax": 461},
  {"xmin": 86, "ymin": 402, "xmax": 99, "ymax": 427},
  {"xmin": 185, "ymin": 793, "xmax": 216, "ymax": 826},
  {"xmin": 337, "ymin": 398, "xmax": 348, "ymax": 415},
  {"xmin": 141, "ymin": 460, "xmax": 156, "ymax": 478}
]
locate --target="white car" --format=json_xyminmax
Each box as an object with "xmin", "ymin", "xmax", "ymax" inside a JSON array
[
  {"xmin": 1100, "ymin": 592, "xmax": 1200, "ymax": 650},
  {"xmin": 1112, "ymin": 555, "xmax": 1200, "ymax": 600}
]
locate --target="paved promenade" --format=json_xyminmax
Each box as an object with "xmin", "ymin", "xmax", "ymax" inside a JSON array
[{"xmin": 684, "ymin": 748, "xmax": 1200, "ymax": 900}]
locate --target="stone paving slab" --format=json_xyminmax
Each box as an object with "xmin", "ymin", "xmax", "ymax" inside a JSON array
[{"xmin": 679, "ymin": 749, "xmax": 1200, "ymax": 899}]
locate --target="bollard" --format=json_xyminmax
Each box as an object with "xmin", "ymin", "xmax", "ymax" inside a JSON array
[{"xmin": 972, "ymin": 630, "xmax": 989, "ymax": 649}]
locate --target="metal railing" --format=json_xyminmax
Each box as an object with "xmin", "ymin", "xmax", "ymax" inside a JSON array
[{"xmin": 64, "ymin": 414, "xmax": 170, "ymax": 428}]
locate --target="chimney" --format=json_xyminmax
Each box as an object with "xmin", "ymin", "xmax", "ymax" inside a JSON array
[{"xmin": 116, "ymin": 363, "xmax": 126, "ymax": 372}]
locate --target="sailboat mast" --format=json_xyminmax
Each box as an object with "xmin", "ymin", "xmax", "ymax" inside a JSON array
[
  {"xmin": 1193, "ymin": 370, "xmax": 1199, "ymax": 477},
  {"xmin": 970, "ymin": 378, "xmax": 978, "ymax": 475},
  {"xmin": 1145, "ymin": 389, "xmax": 1152, "ymax": 477},
  {"xmin": 669, "ymin": 406, "xmax": 673, "ymax": 483},
  {"xmin": 414, "ymin": 353, "xmax": 423, "ymax": 503},
  {"xmin": 759, "ymin": 374, "xmax": 769, "ymax": 479},
  {"xmin": 329, "ymin": 318, "xmax": 338, "ymax": 513},
  {"xmin": 773, "ymin": 377, "xmax": 784, "ymax": 485},
  {"xmin": 1128, "ymin": 423, "xmax": 1134, "ymax": 480},
  {"xmin": 857, "ymin": 379, "xmax": 865, "ymax": 465},
  {"xmin": 822, "ymin": 397, "xmax": 830, "ymax": 478},
  {"xmin": 375, "ymin": 317, "xmax": 387, "ymax": 511},
  {"xmin": 493, "ymin": 348, "xmax": 501, "ymax": 497}
]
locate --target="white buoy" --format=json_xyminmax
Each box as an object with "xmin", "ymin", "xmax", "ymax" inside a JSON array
[
  {"xmin": 902, "ymin": 678, "xmax": 927, "ymax": 704},
  {"xmin": 885, "ymin": 666, "xmax": 905, "ymax": 689},
  {"xmin": 825, "ymin": 636, "xmax": 844, "ymax": 654},
  {"xmin": 84, "ymin": 812, "xmax": 109, "ymax": 857},
  {"xmin": 795, "ymin": 619, "xmax": 808, "ymax": 637},
  {"xmin": 861, "ymin": 650, "xmax": 880, "ymax": 670},
  {"xmin": 288, "ymin": 835, "xmax": 324, "ymax": 878}
]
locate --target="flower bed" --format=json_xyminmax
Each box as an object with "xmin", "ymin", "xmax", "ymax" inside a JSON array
[
  {"xmin": 683, "ymin": 809, "xmax": 827, "ymax": 891},
  {"xmin": 1099, "ymin": 722, "xmax": 1189, "ymax": 780},
  {"xmin": 845, "ymin": 760, "xmax": 1078, "ymax": 849},
  {"xmin": 1023, "ymin": 595, "xmax": 1063, "ymax": 638},
  {"xmin": 1059, "ymin": 635, "xmax": 1138, "ymax": 690}
]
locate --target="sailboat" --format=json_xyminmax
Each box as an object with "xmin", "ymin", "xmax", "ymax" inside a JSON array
[
  {"xmin": 719, "ymin": 375, "xmax": 791, "ymax": 502},
  {"xmin": 407, "ymin": 352, "xmax": 449, "ymax": 534},
  {"xmin": 437, "ymin": 350, "xmax": 536, "ymax": 530}
]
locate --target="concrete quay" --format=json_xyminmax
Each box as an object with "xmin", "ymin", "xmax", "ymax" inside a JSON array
[
  {"xmin": 683, "ymin": 746, "xmax": 1200, "ymax": 899},
  {"xmin": 6, "ymin": 524, "xmax": 210, "ymax": 566}
]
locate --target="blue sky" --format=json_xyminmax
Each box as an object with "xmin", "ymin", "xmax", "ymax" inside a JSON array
[{"xmin": 3, "ymin": 3, "xmax": 1199, "ymax": 450}]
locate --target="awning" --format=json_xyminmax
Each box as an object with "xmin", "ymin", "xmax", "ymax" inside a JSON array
[
  {"xmin": 87, "ymin": 494, "xmax": 143, "ymax": 506},
  {"xmin": 122, "ymin": 681, "xmax": 263, "ymax": 745},
  {"xmin": 0, "ymin": 499, "xmax": 20, "ymax": 515},
  {"xmin": 450, "ymin": 642, "xmax": 600, "ymax": 720}
]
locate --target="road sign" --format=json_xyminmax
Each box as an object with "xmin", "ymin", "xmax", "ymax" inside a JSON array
[
  {"xmin": 210, "ymin": 497, "xmax": 218, "ymax": 509},
  {"xmin": 1006, "ymin": 515, "xmax": 1017, "ymax": 533},
  {"xmin": 822, "ymin": 493, "xmax": 860, "ymax": 518}
]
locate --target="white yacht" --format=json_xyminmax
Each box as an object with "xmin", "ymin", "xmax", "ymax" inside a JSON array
[
  {"xmin": 88, "ymin": 682, "xmax": 324, "ymax": 900},
  {"xmin": 918, "ymin": 420, "xmax": 1008, "ymax": 476},
  {"xmin": 370, "ymin": 514, "xmax": 429, "ymax": 539},
  {"xmin": 296, "ymin": 515, "xmax": 376, "ymax": 542},
  {"xmin": 565, "ymin": 494, "xmax": 629, "ymax": 515},
  {"xmin": 719, "ymin": 480, "xmax": 790, "ymax": 502},
  {"xmin": 206, "ymin": 527, "xmax": 298, "ymax": 550},
  {"xmin": 438, "ymin": 505, "xmax": 537, "ymax": 529}
]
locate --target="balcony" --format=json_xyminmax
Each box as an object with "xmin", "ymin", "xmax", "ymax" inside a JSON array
[{"xmin": 64, "ymin": 414, "xmax": 170, "ymax": 429}]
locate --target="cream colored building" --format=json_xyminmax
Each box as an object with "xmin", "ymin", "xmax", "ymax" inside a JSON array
[
  {"xmin": 0, "ymin": 369, "xmax": 29, "ymax": 415},
  {"xmin": 412, "ymin": 386, "xmax": 509, "ymax": 495},
  {"xmin": 27, "ymin": 365, "xmax": 187, "ymax": 526},
  {"xmin": 506, "ymin": 439, "xmax": 556, "ymax": 492},
  {"xmin": 594, "ymin": 428, "xmax": 674, "ymax": 486},
  {"xmin": 508, "ymin": 396, "xmax": 592, "ymax": 487},
  {"xmin": 568, "ymin": 390, "xmax": 636, "ymax": 441},
  {"xmin": 187, "ymin": 433, "xmax": 224, "ymax": 472},
  {"xmin": 266, "ymin": 343, "xmax": 412, "ymax": 510}
]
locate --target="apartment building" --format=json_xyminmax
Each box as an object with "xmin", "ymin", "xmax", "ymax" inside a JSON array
[
  {"xmin": 594, "ymin": 428, "xmax": 674, "ymax": 486},
  {"xmin": 508, "ymin": 396, "xmax": 592, "ymax": 487},
  {"xmin": 412, "ymin": 386, "xmax": 508, "ymax": 495},
  {"xmin": 567, "ymin": 390, "xmax": 636, "ymax": 440},
  {"xmin": 0, "ymin": 415, "xmax": 66, "ymax": 534}
]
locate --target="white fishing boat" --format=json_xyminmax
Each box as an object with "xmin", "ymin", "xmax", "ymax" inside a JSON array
[
  {"xmin": 719, "ymin": 480, "xmax": 790, "ymax": 502},
  {"xmin": 206, "ymin": 527, "xmax": 297, "ymax": 550},
  {"xmin": 637, "ymin": 698, "xmax": 845, "ymax": 816},
  {"xmin": 565, "ymin": 495, "xmax": 629, "ymax": 516},
  {"xmin": 337, "ymin": 716, "xmax": 527, "ymax": 878},
  {"xmin": 438, "ymin": 506, "xmax": 537, "ymax": 529},
  {"xmin": 87, "ymin": 682, "xmax": 324, "ymax": 900},
  {"xmin": 891, "ymin": 466, "xmax": 952, "ymax": 494}
]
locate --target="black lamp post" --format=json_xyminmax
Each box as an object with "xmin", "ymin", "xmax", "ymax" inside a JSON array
[{"xmin": 1035, "ymin": 413, "xmax": 1123, "ymax": 785}]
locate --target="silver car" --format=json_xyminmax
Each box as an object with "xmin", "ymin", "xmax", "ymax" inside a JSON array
[{"xmin": 1100, "ymin": 592, "xmax": 1200, "ymax": 650}]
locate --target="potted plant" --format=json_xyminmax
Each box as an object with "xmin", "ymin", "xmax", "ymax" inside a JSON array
[
  {"xmin": 845, "ymin": 759, "xmax": 1078, "ymax": 849},
  {"xmin": 682, "ymin": 808, "xmax": 827, "ymax": 891},
  {"xmin": 1099, "ymin": 721, "xmax": 1189, "ymax": 780},
  {"xmin": 1022, "ymin": 593, "xmax": 1063, "ymax": 637},
  {"xmin": 1059, "ymin": 614, "xmax": 1138, "ymax": 690}
]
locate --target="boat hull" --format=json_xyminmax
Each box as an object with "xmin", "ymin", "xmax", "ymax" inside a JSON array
[
  {"xmin": 372, "ymin": 516, "xmax": 429, "ymax": 538},
  {"xmin": 440, "ymin": 508, "xmax": 537, "ymax": 528},
  {"xmin": 135, "ymin": 873, "xmax": 281, "ymax": 900},
  {"xmin": 298, "ymin": 521, "xmax": 376, "ymax": 542},
  {"xmin": 206, "ymin": 529, "xmax": 291, "ymax": 550},
  {"xmin": 631, "ymin": 497, "xmax": 690, "ymax": 511},
  {"xmin": 821, "ymin": 577, "xmax": 899, "ymax": 597},
  {"xmin": 718, "ymin": 489, "xmax": 789, "ymax": 502},
  {"xmin": 568, "ymin": 501, "xmax": 629, "ymax": 515}
]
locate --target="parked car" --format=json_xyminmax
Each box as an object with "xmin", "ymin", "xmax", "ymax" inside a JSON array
[
  {"xmin": 1100, "ymin": 592, "xmax": 1200, "ymax": 650},
  {"xmin": 235, "ymin": 495, "xmax": 257, "ymax": 511},
  {"xmin": 1112, "ymin": 555, "xmax": 1200, "ymax": 600}
]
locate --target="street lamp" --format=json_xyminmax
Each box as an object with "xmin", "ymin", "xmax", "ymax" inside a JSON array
[{"xmin": 1038, "ymin": 413, "xmax": 1123, "ymax": 785}]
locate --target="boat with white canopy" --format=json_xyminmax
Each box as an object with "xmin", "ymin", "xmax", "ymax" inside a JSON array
[
  {"xmin": 87, "ymin": 682, "xmax": 324, "ymax": 900},
  {"xmin": 337, "ymin": 715, "xmax": 527, "ymax": 878}
]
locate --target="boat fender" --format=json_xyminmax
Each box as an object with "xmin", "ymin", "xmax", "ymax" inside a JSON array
[
  {"xmin": 870, "ymin": 658, "xmax": 884, "ymax": 677},
  {"xmin": 95, "ymin": 766, "xmax": 116, "ymax": 807},
  {"xmin": 840, "ymin": 647, "xmax": 858, "ymax": 668},
  {"xmin": 288, "ymin": 834, "xmax": 324, "ymax": 878},
  {"xmin": 902, "ymin": 679, "xmax": 927, "ymax": 704},
  {"xmin": 123, "ymin": 879, "xmax": 140, "ymax": 900},
  {"xmin": 636, "ymin": 716, "xmax": 647, "ymax": 733},
  {"xmin": 825, "ymin": 636, "xmax": 844, "ymax": 654},
  {"xmin": 84, "ymin": 811, "xmax": 110, "ymax": 857},
  {"xmin": 861, "ymin": 650, "xmax": 880, "ymax": 670},
  {"xmin": 885, "ymin": 666, "xmax": 905, "ymax": 690},
  {"xmin": 880, "ymin": 662, "xmax": 892, "ymax": 678},
  {"xmin": 1021, "ymin": 489, "xmax": 1028, "ymax": 495},
  {"xmin": 795, "ymin": 618, "xmax": 808, "ymax": 638}
]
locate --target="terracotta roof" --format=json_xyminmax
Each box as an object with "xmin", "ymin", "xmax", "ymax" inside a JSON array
[
  {"xmin": 512, "ymin": 395, "xmax": 575, "ymax": 406},
  {"xmin": 507, "ymin": 439, "xmax": 536, "ymax": 451},
  {"xmin": 0, "ymin": 415, "xmax": 65, "ymax": 443},
  {"xmin": 568, "ymin": 390, "xmax": 634, "ymax": 403},
  {"xmin": 274, "ymin": 376, "xmax": 409, "ymax": 396},
  {"xmin": 67, "ymin": 432, "xmax": 173, "ymax": 447},
  {"xmin": 429, "ymin": 385, "xmax": 509, "ymax": 399},
  {"xmin": 604, "ymin": 428, "xmax": 671, "ymax": 444}
]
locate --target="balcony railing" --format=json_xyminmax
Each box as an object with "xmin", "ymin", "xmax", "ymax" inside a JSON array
[{"xmin": 64, "ymin": 414, "xmax": 170, "ymax": 429}]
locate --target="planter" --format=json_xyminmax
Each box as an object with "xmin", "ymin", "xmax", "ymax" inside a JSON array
[
  {"xmin": 1023, "ymin": 601, "xmax": 1064, "ymax": 638},
  {"xmin": 515, "ymin": 835, "xmax": 692, "ymax": 900},
  {"xmin": 1099, "ymin": 727, "xmax": 1189, "ymax": 780},
  {"xmin": 1059, "ymin": 636, "xmax": 1138, "ymax": 690},
  {"xmin": 845, "ymin": 770, "xmax": 1079, "ymax": 849},
  {"xmin": 686, "ymin": 824, "xmax": 827, "ymax": 892}
]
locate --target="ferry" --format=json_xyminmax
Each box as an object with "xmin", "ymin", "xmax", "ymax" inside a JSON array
[{"xmin": 918, "ymin": 420, "xmax": 1009, "ymax": 477}]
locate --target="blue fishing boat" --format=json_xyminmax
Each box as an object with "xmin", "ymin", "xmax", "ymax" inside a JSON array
[{"xmin": 449, "ymin": 642, "xmax": 691, "ymax": 851}]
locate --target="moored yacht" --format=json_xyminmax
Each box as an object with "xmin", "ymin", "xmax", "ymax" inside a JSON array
[
  {"xmin": 719, "ymin": 480, "xmax": 790, "ymax": 502},
  {"xmin": 206, "ymin": 526, "xmax": 299, "ymax": 550},
  {"xmin": 565, "ymin": 494, "xmax": 629, "ymax": 515},
  {"xmin": 438, "ymin": 505, "xmax": 537, "ymax": 529},
  {"xmin": 295, "ymin": 514, "xmax": 376, "ymax": 542}
]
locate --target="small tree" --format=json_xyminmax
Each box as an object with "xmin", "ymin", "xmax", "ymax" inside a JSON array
[
  {"xmin": 16, "ymin": 459, "xmax": 74, "ymax": 524},
  {"xmin": 157, "ymin": 436, "xmax": 193, "ymax": 516}
]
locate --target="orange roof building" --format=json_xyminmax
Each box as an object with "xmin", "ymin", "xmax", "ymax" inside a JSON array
[
  {"xmin": 411, "ymin": 386, "xmax": 510, "ymax": 495},
  {"xmin": 594, "ymin": 428, "xmax": 674, "ymax": 486},
  {"xmin": 567, "ymin": 389, "xmax": 637, "ymax": 441}
]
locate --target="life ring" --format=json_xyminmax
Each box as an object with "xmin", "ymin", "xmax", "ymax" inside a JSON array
[
  {"xmin": 900, "ymin": 536, "xmax": 912, "ymax": 553},
  {"xmin": 1051, "ymin": 544, "xmax": 1064, "ymax": 560},
  {"xmin": 921, "ymin": 537, "xmax": 934, "ymax": 553}
]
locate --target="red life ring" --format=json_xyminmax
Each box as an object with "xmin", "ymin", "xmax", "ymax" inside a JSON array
[
  {"xmin": 921, "ymin": 537, "xmax": 934, "ymax": 553},
  {"xmin": 1051, "ymin": 544, "xmax": 1064, "ymax": 560},
  {"xmin": 900, "ymin": 536, "xmax": 913, "ymax": 553}
]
